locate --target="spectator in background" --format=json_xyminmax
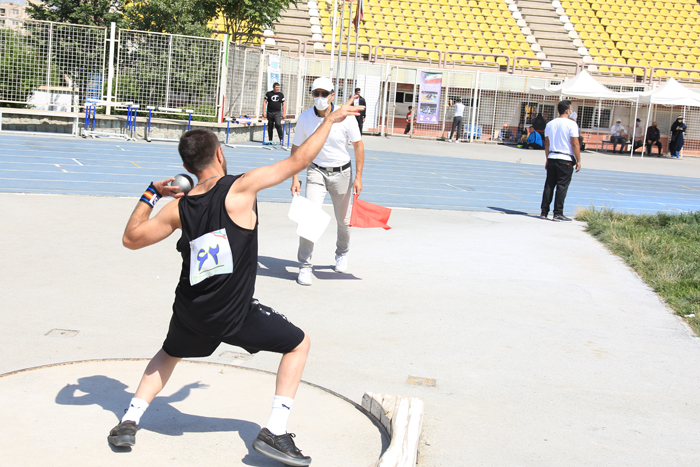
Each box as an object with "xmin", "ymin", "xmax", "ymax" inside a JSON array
[
  {"xmin": 404, "ymin": 106, "xmax": 413, "ymax": 134},
  {"xmin": 669, "ymin": 115, "xmax": 686, "ymax": 158},
  {"xmin": 645, "ymin": 121, "xmax": 663, "ymax": 156},
  {"xmin": 610, "ymin": 118, "xmax": 628, "ymax": 153},
  {"xmin": 498, "ymin": 124, "xmax": 515, "ymax": 143},
  {"xmin": 522, "ymin": 125, "xmax": 543, "ymax": 149},
  {"xmin": 515, "ymin": 123, "xmax": 526, "ymax": 144},
  {"xmin": 532, "ymin": 111, "xmax": 547, "ymax": 140},
  {"xmin": 262, "ymin": 82, "xmax": 286, "ymax": 144},
  {"xmin": 632, "ymin": 118, "xmax": 644, "ymax": 152},
  {"xmin": 352, "ymin": 88, "xmax": 366, "ymax": 134},
  {"xmin": 448, "ymin": 98, "xmax": 465, "ymax": 143}
]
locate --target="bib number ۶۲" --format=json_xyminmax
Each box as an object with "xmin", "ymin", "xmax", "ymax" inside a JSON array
[{"xmin": 189, "ymin": 228, "xmax": 233, "ymax": 285}]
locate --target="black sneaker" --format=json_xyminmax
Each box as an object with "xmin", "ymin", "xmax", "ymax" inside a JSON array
[
  {"xmin": 539, "ymin": 212, "xmax": 548, "ymax": 220},
  {"xmin": 252, "ymin": 428, "xmax": 311, "ymax": 466},
  {"xmin": 108, "ymin": 420, "xmax": 138, "ymax": 447},
  {"xmin": 553, "ymin": 214, "xmax": 572, "ymax": 222}
]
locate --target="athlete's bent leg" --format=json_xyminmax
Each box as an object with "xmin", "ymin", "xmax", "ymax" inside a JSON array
[
  {"xmin": 134, "ymin": 348, "xmax": 182, "ymax": 402},
  {"xmin": 108, "ymin": 348, "xmax": 181, "ymax": 447},
  {"xmin": 275, "ymin": 334, "xmax": 311, "ymax": 398}
]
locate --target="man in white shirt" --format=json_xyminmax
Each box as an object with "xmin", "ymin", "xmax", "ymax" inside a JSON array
[
  {"xmin": 540, "ymin": 100, "xmax": 581, "ymax": 222},
  {"xmin": 448, "ymin": 98, "xmax": 465, "ymax": 143},
  {"xmin": 610, "ymin": 118, "xmax": 628, "ymax": 153},
  {"xmin": 290, "ymin": 77, "xmax": 365, "ymax": 286}
]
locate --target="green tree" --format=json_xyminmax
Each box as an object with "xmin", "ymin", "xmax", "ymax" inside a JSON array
[
  {"xmin": 27, "ymin": 0, "xmax": 124, "ymax": 27},
  {"xmin": 213, "ymin": 0, "xmax": 297, "ymax": 43},
  {"xmin": 122, "ymin": 0, "xmax": 216, "ymax": 37},
  {"xmin": 0, "ymin": 29, "xmax": 46, "ymax": 107}
]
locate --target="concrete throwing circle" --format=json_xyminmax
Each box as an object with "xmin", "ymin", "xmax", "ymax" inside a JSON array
[{"xmin": 0, "ymin": 359, "xmax": 387, "ymax": 467}]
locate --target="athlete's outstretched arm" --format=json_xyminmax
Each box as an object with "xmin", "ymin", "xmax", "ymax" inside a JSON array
[
  {"xmin": 233, "ymin": 96, "xmax": 363, "ymax": 197},
  {"xmin": 123, "ymin": 179, "xmax": 183, "ymax": 250}
]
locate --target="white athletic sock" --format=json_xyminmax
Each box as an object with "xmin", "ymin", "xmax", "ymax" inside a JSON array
[
  {"xmin": 122, "ymin": 397, "xmax": 149, "ymax": 425},
  {"xmin": 266, "ymin": 395, "xmax": 294, "ymax": 436}
]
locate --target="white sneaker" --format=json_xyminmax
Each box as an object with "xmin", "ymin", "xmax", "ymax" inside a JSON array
[
  {"xmin": 454, "ymin": 140, "xmax": 460, "ymax": 143},
  {"xmin": 335, "ymin": 254, "xmax": 349, "ymax": 273},
  {"xmin": 297, "ymin": 267, "xmax": 312, "ymax": 286}
]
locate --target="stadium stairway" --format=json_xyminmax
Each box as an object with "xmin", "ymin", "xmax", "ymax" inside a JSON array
[
  {"xmin": 273, "ymin": 0, "xmax": 314, "ymax": 46},
  {"xmin": 516, "ymin": 0, "xmax": 581, "ymax": 71}
]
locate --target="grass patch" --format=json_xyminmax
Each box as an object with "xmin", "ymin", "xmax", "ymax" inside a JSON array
[{"xmin": 576, "ymin": 207, "xmax": 700, "ymax": 335}]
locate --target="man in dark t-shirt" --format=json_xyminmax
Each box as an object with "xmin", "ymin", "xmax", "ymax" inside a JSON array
[
  {"xmin": 352, "ymin": 87, "xmax": 367, "ymax": 134},
  {"xmin": 106, "ymin": 98, "xmax": 363, "ymax": 466},
  {"xmin": 263, "ymin": 82, "xmax": 286, "ymax": 144}
]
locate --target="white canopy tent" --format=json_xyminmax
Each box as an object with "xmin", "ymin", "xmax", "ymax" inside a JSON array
[
  {"xmin": 529, "ymin": 70, "xmax": 637, "ymax": 101},
  {"xmin": 529, "ymin": 71, "xmax": 639, "ymax": 155}
]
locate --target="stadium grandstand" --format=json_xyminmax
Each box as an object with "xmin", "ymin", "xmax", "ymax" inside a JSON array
[{"xmin": 271, "ymin": 0, "xmax": 700, "ymax": 82}]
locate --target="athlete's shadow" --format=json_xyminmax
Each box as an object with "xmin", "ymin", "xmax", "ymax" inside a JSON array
[
  {"xmin": 257, "ymin": 255, "xmax": 361, "ymax": 281},
  {"xmin": 55, "ymin": 375, "xmax": 279, "ymax": 466}
]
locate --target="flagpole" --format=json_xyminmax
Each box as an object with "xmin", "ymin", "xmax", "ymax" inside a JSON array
[
  {"xmin": 334, "ymin": 0, "xmax": 347, "ymax": 106},
  {"xmin": 351, "ymin": 0, "xmax": 363, "ymax": 92},
  {"xmin": 343, "ymin": 0, "xmax": 354, "ymax": 103},
  {"xmin": 330, "ymin": 0, "xmax": 338, "ymax": 81}
]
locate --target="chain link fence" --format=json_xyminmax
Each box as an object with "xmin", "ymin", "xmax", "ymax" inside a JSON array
[
  {"xmin": 115, "ymin": 30, "xmax": 223, "ymax": 117},
  {"xmin": 2, "ymin": 17, "xmax": 700, "ymax": 155},
  {"xmin": 225, "ymin": 45, "xmax": 261, "ymax": 118},
  {"xmin": 0, "ymin": 17, "xmax": 106, "ymax": 111}
]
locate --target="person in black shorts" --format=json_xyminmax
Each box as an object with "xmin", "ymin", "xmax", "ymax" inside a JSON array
[
  {"xmin": 263, "ymin": 82, "xmax": 286, "ymax": 144},
  {"xmin": 107, "ymin": 97, "xmax": 363, "ymax": 466}
]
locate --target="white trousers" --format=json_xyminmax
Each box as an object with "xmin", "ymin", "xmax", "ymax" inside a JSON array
[{"xmin": 297, "ymin": 164, "xmax": 352, "ymax": 268}]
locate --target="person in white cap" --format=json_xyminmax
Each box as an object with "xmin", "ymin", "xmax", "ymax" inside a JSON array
[
  {"xmin": 290, "ymin": 77, "xmax": 365, "ymax": 286},
  {"xmin": 610, "ymin": 118, "xmax": 628, "ymax": 153}
]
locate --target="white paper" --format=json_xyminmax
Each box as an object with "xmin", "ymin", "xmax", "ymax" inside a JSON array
[{"xmin": 288, "ymin": 195, "xmax": 331, "ymax": 243}]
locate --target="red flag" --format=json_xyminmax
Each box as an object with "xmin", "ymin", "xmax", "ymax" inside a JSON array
[
  {"xmin": 352, "ymin": 0, "xmax": 364, "ymax": 31},
  {"xmin": 350, "ymin": 194, "xmax": 391, "ymax": 230}
]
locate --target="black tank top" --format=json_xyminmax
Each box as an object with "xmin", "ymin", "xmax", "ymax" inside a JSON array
[{"xmin": 173, "ymin": 175, "xmax": 258, "ymax": 337}]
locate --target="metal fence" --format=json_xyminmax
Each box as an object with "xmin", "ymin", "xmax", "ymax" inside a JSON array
[
  {"xmin": 2, "ymin": 17, "xmax": 700, "ymax": 155},
  {"xmin": 115, "ymin": 30, "xmax": 223, "ymax": 117},
  {"xmin": 225, "ymin": 45, "xmax": 262, "ymax": 118},
  {"xmin": 0, "ymin": 17, "xmax": 106, "ymax": 111}
]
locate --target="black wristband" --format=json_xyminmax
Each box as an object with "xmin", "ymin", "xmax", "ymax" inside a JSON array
[{"xmin": 139, "ymin": 183, "xmax": 162, "ymax": 208}]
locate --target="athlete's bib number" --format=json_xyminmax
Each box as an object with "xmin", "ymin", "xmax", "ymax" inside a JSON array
[{"xmin": 189, "ymin": 228, "xmax": 233, "ymax": 285}]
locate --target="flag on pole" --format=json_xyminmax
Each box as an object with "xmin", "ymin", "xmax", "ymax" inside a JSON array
[
  {"xmin": 352, "ymin": 0, "xmax": 364, "ymax": 31},
  {"xmin": 350, "ymin": 194, "xmax": 391, "ymax": 230}
]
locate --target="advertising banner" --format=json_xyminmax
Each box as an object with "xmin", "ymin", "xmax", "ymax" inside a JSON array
[
  {"xmin": 267, "ymin": 54, "xmax": 281, "ymax": 91},
  {"xmin": 417, "ymin": 71, "xmax": 442, "ymax": 124}
]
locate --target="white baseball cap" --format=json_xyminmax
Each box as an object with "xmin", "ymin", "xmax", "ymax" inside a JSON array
[{"xmin": 311, "ymin": 77, "xmax": 334, "ymax": 92}]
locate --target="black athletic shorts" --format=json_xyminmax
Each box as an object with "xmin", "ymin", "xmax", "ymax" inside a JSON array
[{"xmin": 162, "ymin": 300, "xmax": 305, "ymax": 358}]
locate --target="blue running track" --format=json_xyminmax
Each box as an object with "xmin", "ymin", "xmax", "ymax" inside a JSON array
[{"xmin": 1, "ymin": 134, "xmax": 699, "ymax": 215}]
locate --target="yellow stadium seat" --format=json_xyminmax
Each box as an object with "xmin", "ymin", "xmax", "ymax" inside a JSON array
[{"xmin": 598, "ymin": 65, "xmax": 610, "ymax": 73}]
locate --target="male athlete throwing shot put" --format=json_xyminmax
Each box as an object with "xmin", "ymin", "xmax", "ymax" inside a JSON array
[{"xmin": 107, "ymin": 97, "xmax": 363, "ymax": 466}]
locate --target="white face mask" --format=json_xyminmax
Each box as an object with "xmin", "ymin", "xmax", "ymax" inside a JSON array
[{"xmin": 314, "ymin": 96, "xmax": 330, "ymax": 111}]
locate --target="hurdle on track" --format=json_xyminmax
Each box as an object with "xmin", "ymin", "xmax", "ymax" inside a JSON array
[
  {"xmin": 146, "ymin": 108, "xmax": 194, "ymax": 143},
  {"xmin": 224, "ymin": 117, "xmax": 266, "ymax": 149},
  {"xmin": 82, "ymin": 101, "xmax": 137, "ymax": 141}
]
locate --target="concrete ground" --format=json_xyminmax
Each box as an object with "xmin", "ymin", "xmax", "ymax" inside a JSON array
[{"xmin": 1, "ymin": 134, "xmax": 700, "ymax": 466}]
